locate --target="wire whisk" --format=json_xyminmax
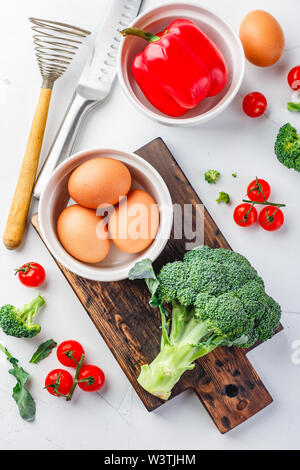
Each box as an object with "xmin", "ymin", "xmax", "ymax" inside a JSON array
[
  {"xmin": 29, "ymin": 17, "xmax": 90, "ymax": 87},
  {"xmin": 3, "ymin": 18, "xmax": 90, "ymax": 250}
]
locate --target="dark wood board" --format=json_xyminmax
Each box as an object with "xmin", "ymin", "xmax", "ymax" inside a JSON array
[{"xmin": 32, "ymin": 138, "xmax": 282, "ymax": 433}]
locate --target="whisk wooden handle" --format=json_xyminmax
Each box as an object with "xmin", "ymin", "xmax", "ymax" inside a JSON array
[{"xmin": 3, "ymin": 87, "xmax": 52, "ymax": 250}]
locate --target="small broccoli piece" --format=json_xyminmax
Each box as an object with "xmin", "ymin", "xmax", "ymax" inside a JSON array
[
  {"xmin": 232, "ymin": 172, "xmax": 237, "ymax": 178},
  {"xmin": 0, "ymin": 294, "xmax": 45, "ymax": 338},
  {"xmin": 216, "ymin": 192, "xmax": 230, "ymax": 204},
  {"xmin": 274, "ymin": 123, "xmax": 300, "ymax": 172},
  {"xmin": 129, "ymin": 246, "xmax": 281, "ymax": 400},
  {"xmin": 205, "ymin": 170, "xmax": 220, "ymax": 184}
]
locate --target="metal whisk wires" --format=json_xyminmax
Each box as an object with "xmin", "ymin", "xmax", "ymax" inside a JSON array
[{"xmin": 29, "ymin": 18, "xmax": 90, "ymax": 88}]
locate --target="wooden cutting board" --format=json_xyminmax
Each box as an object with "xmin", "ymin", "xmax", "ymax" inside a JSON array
[{"xmin": 32, "ymin": 138, "xmax": 282, "ymax": 433}]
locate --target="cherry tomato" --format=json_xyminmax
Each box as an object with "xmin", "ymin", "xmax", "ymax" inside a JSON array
[
  {"xmin": 288, "ymin": 66, "xmax": 300, "ymax": 90},
  {"xmin": 259, "ymin": 206, "xmax": 284, "ymax": 231},
  {"xmin": 45, "ymin": 369, "xmax": 73, "ymax": 397},
  {"xmin": 233, "ymin": 203, "xmax": 258, "ymax": 227},
  {"xmin": 78, "ymin": 365, "xmax": 105, "ymax": 392},
  {"xmin": 243, "ymin": 92, "xmax": 267, "ymax": 118},
  {"xmin": 247, "ymin": 178, "xmax": 271, "ymax": 202},
  {"xmin": 57, "ymin": 340, "xmax": 85, "ymax": 368},
  {"xmin": 15, "ymin": 262, "xmax": 45, "ymax": 287}
]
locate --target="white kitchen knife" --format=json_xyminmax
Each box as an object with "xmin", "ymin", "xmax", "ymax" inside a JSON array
[{"xmin": 33, "ymin": 0, "xmax": 143, "ymax": 199}]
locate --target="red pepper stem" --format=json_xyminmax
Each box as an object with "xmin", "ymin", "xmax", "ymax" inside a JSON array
[{"xmin": 120, "ymin": 27, "xmax": 160, "ymax": 43}]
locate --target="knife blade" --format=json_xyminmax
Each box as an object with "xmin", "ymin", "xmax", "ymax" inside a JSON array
[
  {"xmin": 78, "ymin": 0, "xmax": 142, "ymax": 101},
  {"xmin": 33, "ymin": 0, "xmax": 143, "ymax": 199}
]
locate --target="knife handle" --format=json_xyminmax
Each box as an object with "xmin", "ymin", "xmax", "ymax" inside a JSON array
[{"xmin": 33, "ymin": 92, "xmax": 96, "ymax": 199}]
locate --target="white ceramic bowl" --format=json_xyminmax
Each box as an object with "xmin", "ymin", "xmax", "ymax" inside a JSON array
[
  {"xmin": 118, "ymin": 2, "xmax": 245, "ymax": 127},
  {"xmin": 38, "ymin": 148, "xmax": 173, "ymax": 281}
]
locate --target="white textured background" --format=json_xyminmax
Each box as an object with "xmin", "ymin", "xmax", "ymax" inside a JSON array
[{"xmin": 0, "ymin": 0, "xmax": 299, "ymax": 450}]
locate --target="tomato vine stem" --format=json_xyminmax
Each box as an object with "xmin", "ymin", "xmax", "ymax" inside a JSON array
[
  {"xmin": 242, "ymin": 199, "xmax": 286, "ymax": 207},
  {"xmin": 66, "ymin": 354, "xmax": 85, "ymax": 401}
]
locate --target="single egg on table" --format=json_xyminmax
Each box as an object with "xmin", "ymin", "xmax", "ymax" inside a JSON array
[
  {"xmin": 239, "ymin": 10, "xmax": 284, "ymax": 67},
  {"xmin": 57, "ymin": 204, "xmax": 110, "ymax": 263},
  {"xmin": 68, "ymin": 157, "xmax": 132, "ymax": 209},
  {"xmin": 108, "ymin": 189, "xmax": 159, "ymax": 254}
]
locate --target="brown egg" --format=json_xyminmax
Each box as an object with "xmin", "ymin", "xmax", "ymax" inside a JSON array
[
  {"xmin": 109, "ymin": 189, "xmax": 159, "ymax": 254},
  {"xmin": 68, "ymin": 157, "xmax": 132, "ymax": 209},
  {"xmin": 239, "ymin": 10, "xmax": 284, "ymax": 67},
  {"xmin": 57, "ymin": 205, "xmax": 110, "ymax": 263}
]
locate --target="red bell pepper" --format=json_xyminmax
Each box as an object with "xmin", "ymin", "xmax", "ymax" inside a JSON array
[{"xmin": 121, "ymin": 19, "xmax": 228, "ymax": 117}]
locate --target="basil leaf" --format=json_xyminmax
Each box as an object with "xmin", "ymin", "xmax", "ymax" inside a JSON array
[{"xmin": 29, "ymin": 339, "xmax": 57, "ymax": 364}]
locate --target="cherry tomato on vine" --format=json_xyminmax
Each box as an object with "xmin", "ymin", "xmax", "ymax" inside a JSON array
[
  {"xmin": 78, "ymin": 365, "xmax": 105, "ymax": 392},
  {"xmin": 15, "ymin": 262, "xmax": 45, "ymax": 287},
  {"xmin": 247, "ymin": 178, "xmax": 271, "ymax": 202},
  {"xmin": 233, "ymin": 203, "xmax": 258, "ymax": 227},
  {"xmin": 259, "ymin": 206, "xmax": 284, "ymax": 231},
  {"xmin": 57, "ymin": 340, "xmax": 85, "ymax": 368},
  {"xmin": 45, "ymin": 369, "xmax": 73, "ymax": 397},
  {"xmin": 243, "ymin": 92, "xmax": 267, "ymax": 118},
  {"xmin": 287, "ymin": 66, "xmax": 300, "ymax": 90}
]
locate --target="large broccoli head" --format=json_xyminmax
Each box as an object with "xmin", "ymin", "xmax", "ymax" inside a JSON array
[
  {"xmin": 274, "ymin": 123, "xmax": 300, "ymax": 172},
  {"xmin": 156, "ymin": 246, "xmax": 279, "ymax": 347},
  {"xmin": 0, "ymin": 294, "xmax": 45, "ymax": 338},
  {"xmin": 129, "ymin": 246, "xmax": 281, "ymax": 400}
]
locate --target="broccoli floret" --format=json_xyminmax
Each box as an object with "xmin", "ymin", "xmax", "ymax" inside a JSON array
[
  {"xmin": 274, "ymin": 123, "xmax": 300, "ymax": 172},
  {"xmin": 235, "ymin": 279, "xmax": 266, "ymax": 320},
  {"xmin": 232, "ymin": 172, "xmax": 237, "ymax": 178},
  {"xmin": 216, "ymin": 192, "xmax": 230, "ymax": 204},
  {"xmin": 156, "ymin": 261, "xmax": 188, "ymax": 304},
  {"xmin": 204, "ymin": 170, "xmax": 220, "ymax": 184},
  {"xmin": 129, "ymin": 247, "xmax": 281, "ymax": 400},
  {"xmin": 256, "ymin": 295, "xmax": 281, "ymax": 342},
  {"xmin": 0, "ymin": 294, "xmax": 45, "ymax": 338}
]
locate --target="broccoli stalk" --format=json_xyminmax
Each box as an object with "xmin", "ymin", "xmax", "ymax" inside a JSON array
[
  {"xmin": 138, "ymin": 302, "xmax": 221, "ymax": 399},
  {"xmin": 0, "ymin": 294, "xmax": 45, "ymax": 338},
  {"xmin": 129, "ymin": 247, "xmax": 281, "ymax": 400}
]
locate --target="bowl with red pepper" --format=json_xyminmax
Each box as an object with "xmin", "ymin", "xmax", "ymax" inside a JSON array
[{"xmin": 118, "ymin": 2, "xmax": 245, "ymax": 126}]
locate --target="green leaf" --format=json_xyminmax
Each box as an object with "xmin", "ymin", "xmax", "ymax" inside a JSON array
[
  {"xmin": 29, "ymin": 339, "xmax": 57, "ymax": 364},
  {"xmin": 287, "ymin": 102, "xmax": 300, "ymax": 112},
  {"xmin": 8, "ymin": 357, "xmax": 36, "ymax": 422},
  {"xmin": 129, "ymin": 258, "xmax": 160, "ymax": 299},
  {"xmin": 128, "ymin": 258, "xmax": 156, "ymax": 280},
  {"xmin": 129, "ymin": 259, "xmax": 171, "ymax": 346}
]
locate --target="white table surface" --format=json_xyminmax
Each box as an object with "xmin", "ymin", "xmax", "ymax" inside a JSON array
[{"xmin": 0, "ymin": 0, "xmax": 299, "ymax": 450}]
